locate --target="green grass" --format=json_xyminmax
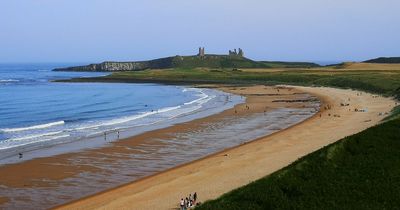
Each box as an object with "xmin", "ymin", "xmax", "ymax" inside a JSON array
[
  {"xmin": 384, "ymin": 105, "xmax": 400, "ymax": 121},
  {"xmin": 97, "ymin": 68, "xmax": 400, "ymax": 99},
  {"xmin": 196, "ymin": 118, "xmax": 400, "ymax": 210},
  {"xmin": 172, "ymin": 56, "xmax": 269, "ymax": 69},
  {"xmin": 259, "ymin": 61, "xmax": 320, "ymax": 68}
]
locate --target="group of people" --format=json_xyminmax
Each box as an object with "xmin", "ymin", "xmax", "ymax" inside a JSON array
[
  {"xmin": 103, "ymin": 130, "xmax": 120, "ymax": 141},
  {"xmin": 179, "ymin": 192, "xmax": 198, "ymax": 209}
]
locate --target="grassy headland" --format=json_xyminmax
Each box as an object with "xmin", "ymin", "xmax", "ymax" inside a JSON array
[
  {"xmin": 364, "ymin": 57, "xmax": 400, "ymax": 64},
  {"xmin": 54, "ymin": 55, "xmax": 319, "ymax": 72}
]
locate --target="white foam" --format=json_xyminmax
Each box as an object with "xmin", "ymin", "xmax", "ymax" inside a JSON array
[
  {"xmin": 0, "ymin": 133, "xmax": 70, "ymax": 150},
  {"xmin": 0, "ymin": 79, "xmax": 19, "ymax": 83},
  {"xmin": 3, "ymin": 131, "xmax": 63, "ymax": 142},
  {"xmin": 0, "ymin": 121, "xmax": 65, "ymax": 133},
  {"xmin": 73, "ymin": 88, "xmax": 212, "ymax": 131},
  {"xmin": 73, "ymin": 105, "xmax": 182, "ymax": 131}
]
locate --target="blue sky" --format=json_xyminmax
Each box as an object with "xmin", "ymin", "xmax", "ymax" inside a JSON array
[{"xmin": 1, "ymin": 0, "xmax": 399, "ymax": 63}]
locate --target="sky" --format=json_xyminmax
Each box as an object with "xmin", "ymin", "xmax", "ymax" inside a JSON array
[{"xmin": 0, "ymin": 0, "xmax": 399, "ymax": 63}]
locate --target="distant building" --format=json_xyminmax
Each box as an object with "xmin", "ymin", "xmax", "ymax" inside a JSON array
[
  {"xmin": 198, "ymin": 47, "xmax": 205, "ymax": 57},
  {"xmin": 229, "ymin": 48, "xmax": 244, "ymax": 57},
  {"xmin": 197, "ymin": 47, "xmax": 244, "ymax": 57}
]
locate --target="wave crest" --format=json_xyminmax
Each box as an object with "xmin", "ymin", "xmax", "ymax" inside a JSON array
[{"xmin": 0, "ymin": 121, "xmax": 65, "ymax": 133}]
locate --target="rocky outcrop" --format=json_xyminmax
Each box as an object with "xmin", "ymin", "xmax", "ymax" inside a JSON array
[{"xmin": 54, "ymin": 57, "xmax": 175, "ymax": 72}]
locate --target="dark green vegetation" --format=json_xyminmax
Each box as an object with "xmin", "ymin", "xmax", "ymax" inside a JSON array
[
  {"xmin": 196, "ymin": 118, "xmax": 400, "ymax": 210},
  {"xmin": 53, "ymin": 55, "xmax": 319, "ymax": 72},
  {"xmin": 260, "ymin": 61, "xmax": 320, "ymax": 68},
  {"xmin": 171, "ymin": 55, "xmax": 268, "ymax": 69},
  {"xmin": 364, "ymin": 57, "xmax": 400, "ymax": 64},
  {"xmin": 64, "ymin": 67, "xmax": 400, "ymax": 100}
]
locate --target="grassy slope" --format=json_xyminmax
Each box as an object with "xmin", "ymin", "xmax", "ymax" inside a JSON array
[
  {"xmin": 54, "ymin": 56, "xmax": 320, "ymax": 71},
  {"xmin": 97, "ymin": 67, "xmax": 400, "ymax": 99},
  {"xmin": 259, "ymin": 61, "xmax": 320, "ymax": 68},
  {"xmin": 172, "ymin": 56, "xmax": 269, "ymax": 69},
  {"xmin": 364, "ymin": 57, "xmax": 400, "ymax": 64},
  {"xmin": 196, "ymin": 118, "xmax": 400, "ymax": 210}
]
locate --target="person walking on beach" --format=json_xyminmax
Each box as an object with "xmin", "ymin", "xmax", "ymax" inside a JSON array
[
  {"xmin": 185, "ymin": 197, "xmax": 189, "ymax": 209},
  {"xmin": 180, "ymin": 198, "xmax": 185, "ymax": 210},
  {"xmin": 193, "ymin": 192, "xmax": 197, "ymax": 205}
]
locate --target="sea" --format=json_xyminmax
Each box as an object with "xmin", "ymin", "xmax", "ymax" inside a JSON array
[{"xmin": 0, "ymin": 63, "xmax": 242, "ymax": 161}]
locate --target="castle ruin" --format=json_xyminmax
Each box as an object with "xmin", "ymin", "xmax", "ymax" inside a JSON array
[
  {"xmin": 197, "ymin": 47, "xmax": 244, "ymax": 58},
  {"xmin": 229, "ymin": 48, "xmax": 244, "ymax": 57},
  {"xmin": 198, "ymin": 47, "xmax": 205, "ymax": 57}
]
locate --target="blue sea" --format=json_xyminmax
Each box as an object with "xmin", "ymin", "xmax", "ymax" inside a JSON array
[{"xmin": 0, "ymin": 63, "xmax": 241, "ymax": 157}]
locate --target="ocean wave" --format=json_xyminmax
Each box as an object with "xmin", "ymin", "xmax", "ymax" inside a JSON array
[
  {"xmin": 0, "ymin": 79, "xmax": 19, "ymax": 83},
  {"xmin": 72, "ymin": 89, "xmax": 212, "ymax": 132},
  {"xmin": 0, "ymin": 133, "xmax": 70, "ymax": 150},
  {"xmin": 73, "ymin": 105, "xmax": 182, "ymax": 131},
  {"xmin": 3, "ymin": 131, "xmax": 64, "ymax": 142},
  {"xmin": 0, "ymin": 121, "xmax": 65, "ymax": 133}
]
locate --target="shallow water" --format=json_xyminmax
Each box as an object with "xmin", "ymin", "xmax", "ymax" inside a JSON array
[{"xmin": 0, "ymin": 64, "xmax": 241, "ymax": 159}]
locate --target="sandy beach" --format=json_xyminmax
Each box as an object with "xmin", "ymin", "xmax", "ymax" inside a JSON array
[
  {"xmin": 54, "ymin": 85, "xmax": 395, "ymax": 210},
  {"xmin": 0, "ymin": 85, "xmax": 318, "ymax": 209}
]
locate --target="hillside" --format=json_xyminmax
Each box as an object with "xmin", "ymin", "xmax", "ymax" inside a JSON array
[
  {"xmin": 331, "ymin": 62, "xmax": 400, "ymax": 70},
  {"xmin": 53, "ymin": 55, "xmax": 320, "ymax": 72},
  {"xmin": 260, "ymin": 61, "xmax": 319, "ymax": 68},
  {"xmin": 53, "ymin": 55, "xmax": 267, "ymax": 72},
  {"xmin": 53, "ymin": 56, "xmax": 175, "ymax": 72},
  {"xmin": 364, "ymin": 57, "xmax": 400, "ymax": 63}
]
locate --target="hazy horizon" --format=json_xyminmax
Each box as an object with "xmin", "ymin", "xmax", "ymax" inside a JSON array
[{"xmin": 1, "ymin": 0, "xmax": 399, "ymax": 63}]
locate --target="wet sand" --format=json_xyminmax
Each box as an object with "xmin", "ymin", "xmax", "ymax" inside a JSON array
[
  {"xmin": 0, "ymin": 85, "xmax": 317, "ymax": 209},
  {"xmin": 55, "ymin": 86, "xmax": 395, "ymax": 210}
]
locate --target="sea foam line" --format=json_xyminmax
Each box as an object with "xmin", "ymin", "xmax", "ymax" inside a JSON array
[
  {"xmin": 74, "ymin": 88, "xmax": 212, "ymax": 131},
  {"xmin": 0, "ymin": 79, "xmax": 19, "ymax": 83},
  {"xmin": 2, "ymin": 131, "xmax": 64, "ymax": 142},
  {"xmin": 0, "ymin": 134, "xmax": 70, "ymax": 150},
  {"xmin": 0, "ymin": 121, "xmax": 65, "ymax": 133}
]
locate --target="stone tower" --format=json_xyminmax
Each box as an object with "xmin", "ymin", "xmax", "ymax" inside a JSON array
[
  {"xmin": 238, "ymin": 48, "xmax": 244, "ymax": 57},
  {"xmin": 229, "ymin": 48, "xmax": 244, "ymax": 57},
  {"xmin": 198, "ymin": 47, "xmax": 205, "ymax": 57}
]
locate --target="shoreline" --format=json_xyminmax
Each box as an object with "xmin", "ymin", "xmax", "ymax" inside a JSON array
[
  {"xmin": 54, "ymin": 85, "xmax": 395, "ymax": 210},
  {"xmin": 0, "ymin": 87, "xmax": 241, "ymax": 165},
  {"xmin": 0, "ymin": 85, "xmax": 318, "ymax": 209},
  {"xmin": 53, "ymin": 85, "xmax": 324, "ymax": 209}
]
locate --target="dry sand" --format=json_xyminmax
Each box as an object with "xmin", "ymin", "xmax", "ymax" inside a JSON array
[{"xmin": 55, "ymin": 86, "xmax": 395, "ymax": 210}]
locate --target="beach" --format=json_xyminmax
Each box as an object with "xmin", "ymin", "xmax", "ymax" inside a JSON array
[
  {"xmin": 53, "ymin": 85, "xmax": 395, "ymax": 210},
  {"xmin": 0, "ymin": 85, "xmax": 320, "ymax": 209}
]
